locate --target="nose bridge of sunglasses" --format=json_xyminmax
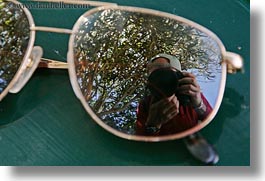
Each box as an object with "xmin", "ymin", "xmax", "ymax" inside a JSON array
[
  {"xmin": 9, "ymin": 46, "xmax": 43, "ymax": 94},
  {"xmin": 38, "ymin": 58, "xmax": 68, "ymax": 69},
  {"xmin": 223, "ymin": 52, "xmax": 244, "ymax": 74}
]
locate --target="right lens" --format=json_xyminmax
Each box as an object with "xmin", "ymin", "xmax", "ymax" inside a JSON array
[
  {"xmin": 70, "ymin": 6, "xmax": 224, "ymax": 139},
  {"xmin": 0, "ymin": 1, "xmax": 30, "ymax": 94}
]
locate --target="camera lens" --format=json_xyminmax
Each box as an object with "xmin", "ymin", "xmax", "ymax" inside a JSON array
[
  {"xmin": 147, "ymin": 68, "xmax": 178, "ymax": 101},
  {"xmin": 147, "ymin": 68, "xmax": 191, "ymax": 105}
]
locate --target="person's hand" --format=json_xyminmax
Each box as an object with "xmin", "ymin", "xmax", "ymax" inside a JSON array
[
  {"xmin": 145, "ymin": 95, "xmax": 179, "ymax": 128},
  {"xmin": 178, "ymin": 72, "xmax": 202, "ymax": 107}
]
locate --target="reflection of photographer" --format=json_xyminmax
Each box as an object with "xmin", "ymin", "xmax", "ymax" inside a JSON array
[{"xmin": 136, "ymin": 54, "xmax": 212, "ymax": 135}]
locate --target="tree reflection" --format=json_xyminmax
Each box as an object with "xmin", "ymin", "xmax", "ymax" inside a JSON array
[
  {"xmin": 74, "ymin": 9, "xmax": 221, "ymax": 134},
  {"xmin": 0, "ymin": 1, "xmax": 30, "ymax": 93}
]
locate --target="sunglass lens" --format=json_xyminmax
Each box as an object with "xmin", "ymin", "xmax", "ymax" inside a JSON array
[
  {"xmin": 0, "ymin": 1, "xmax": 30, "ymax": 94},
  {"xmin": 73, "ymin": 9, "xmax": 222, "ymax": 134}
]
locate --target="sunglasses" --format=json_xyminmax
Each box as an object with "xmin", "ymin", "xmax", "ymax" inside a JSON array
[{"xmin": 0, "ymin": 0, "xmax": 243, "ymax": 144}]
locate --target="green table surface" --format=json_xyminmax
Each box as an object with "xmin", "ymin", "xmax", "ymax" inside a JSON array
[{"xmin": 0, "ymin": 0, "xmax": 250, "ymax": 166}]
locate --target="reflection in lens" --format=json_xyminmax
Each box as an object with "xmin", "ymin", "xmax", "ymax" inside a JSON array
[
  {"xmin": 0, "ymin": 1, "xmax": 30, "ymax": 94},
  {"xmin": 73, "ymin": 9, "xmax": 221, "ymax": 134}
]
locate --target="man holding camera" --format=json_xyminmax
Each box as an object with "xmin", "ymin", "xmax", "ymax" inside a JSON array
[{"xmin": 136, "ymin": 54, "xmax": 213, "ymax": 135}]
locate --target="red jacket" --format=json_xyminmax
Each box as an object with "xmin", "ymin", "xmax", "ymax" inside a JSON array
[{"xmin": 136, "ymin": 94, "xmax": 212, "ymax": 135}]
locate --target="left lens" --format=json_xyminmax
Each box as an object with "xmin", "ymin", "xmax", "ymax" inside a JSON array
[{"xmin": 0, "ymin": 1, "xmax": 30, "ymax": 94}]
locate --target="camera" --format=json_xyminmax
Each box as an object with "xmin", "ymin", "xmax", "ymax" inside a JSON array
[{"xmin": 147, "ymin": 68, "xmax": 191, "ymax": 105}]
